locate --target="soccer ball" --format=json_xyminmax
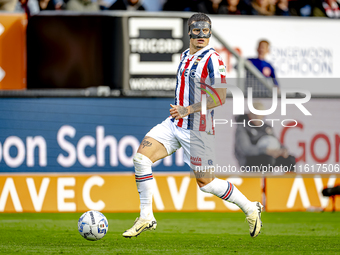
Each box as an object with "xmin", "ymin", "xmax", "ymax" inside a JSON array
[{"xmin": 78, "ymin": 210, "xmax": 109, "ymax": 241}]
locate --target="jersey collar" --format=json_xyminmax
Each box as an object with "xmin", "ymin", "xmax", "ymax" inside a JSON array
[{"xmin": 188, "ymin": 45, "xmax": 211, "ymax": 57}]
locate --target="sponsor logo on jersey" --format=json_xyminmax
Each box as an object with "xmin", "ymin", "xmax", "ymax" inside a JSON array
[
  {"xmin": 180, "ymin": 68, "xmax": 190, "ymax": 77},
  {"xmin": 218, "ymin": 65, "xmax": 226, "ymax": 76},
  {"xmin": 190, "ymin": 156, "xmax": 202, "ymax": 166},
  {"xmin": 190, "ymin": 69, "xmax": 196, "ymax": 78}
]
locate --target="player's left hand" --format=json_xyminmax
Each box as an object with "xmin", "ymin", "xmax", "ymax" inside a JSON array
[{"xmin": 170, "ymin": 104, "xmax": 190, "ymax": 120}]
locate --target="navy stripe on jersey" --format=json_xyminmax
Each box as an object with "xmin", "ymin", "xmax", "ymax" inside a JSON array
[
  {"xmin": 172, "ymin": 49, "xmax": 189, "ymax": 122},
  {"xmin": 187, "ymin": 49, "xmax": 211, "ymax": 130},
  {"xmin": 207, "ymin": 57, "xmax": 215, "ymax": 85}
]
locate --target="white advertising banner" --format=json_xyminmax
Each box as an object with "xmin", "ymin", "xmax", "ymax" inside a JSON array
[{"xmin": 210, "ymin": 17, "xmax": 340, "ymax": 95}]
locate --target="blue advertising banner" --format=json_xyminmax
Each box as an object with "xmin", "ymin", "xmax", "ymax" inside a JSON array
[{"xmin": 0, "ymin": 98, "xmax": 186, "ymax": 173}]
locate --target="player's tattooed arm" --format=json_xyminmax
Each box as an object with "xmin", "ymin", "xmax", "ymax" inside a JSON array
[
  {"xmin": 188, "ymin": 93, "xmax": 224, "ymax": 114},
  {"xmin": 169, "ymin": 88, "xmax": 226, "ymax": 119},
  {"xmin": 178, "ymin": 106, "xmax": 189, "ymax": 116},
  {"xmin": 141, "ymin": 139, "xmax": 152, "ymax": 148},
  {"xmin": 189, "ymin": 102, "xmax": 202, "ymax": 114}
]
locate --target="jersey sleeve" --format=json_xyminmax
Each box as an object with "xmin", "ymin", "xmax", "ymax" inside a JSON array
[{"xmin": 207, "ymin": 53, "xmax": 227, "ymax": 87}]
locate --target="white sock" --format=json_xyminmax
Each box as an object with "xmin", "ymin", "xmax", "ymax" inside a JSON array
[
  {"xmin": 200, "ymin": 178, "xmax": 255, "ymax": 216},
  {"xmin": 133, "ymin": 153, "xmax": 154, "ymax": 220}
]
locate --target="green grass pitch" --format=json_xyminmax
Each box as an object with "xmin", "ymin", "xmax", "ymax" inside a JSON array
[{"xmin": 0, "ymin": 212, "xmax": 339, "ymax": 254}]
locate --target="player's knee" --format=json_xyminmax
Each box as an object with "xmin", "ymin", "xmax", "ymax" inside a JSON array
[
  {"xmin": 197, "ymin": 178, "xmax": 213, "ymax": 189},
  {"xmin": 133, "ymin": 152, "xmax": 153, "ymax": 175}
]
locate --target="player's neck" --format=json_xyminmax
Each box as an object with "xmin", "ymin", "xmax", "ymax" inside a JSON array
[
  {"xmin": 190, "ymin": 46, "xmax": 206, "ymax": 55},
  {"xmin": 190, "ymin": 48, "xmax": 199, "ymax": 55},
  {"xmin": 258, "ymin": 55, "xmax": 265, "ymax": 60}
]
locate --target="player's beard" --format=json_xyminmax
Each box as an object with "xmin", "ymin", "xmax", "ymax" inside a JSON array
[
  {"xmin": 190, "ymin": 38, "xmax": 208, "ymax": 54},
  {"xmin": 195, "ymin": 38, "xmax": 208, "ymax": 49},
  {"xmin": 194, "ymin": 41, "xmax": 206, "ymax": 50}
]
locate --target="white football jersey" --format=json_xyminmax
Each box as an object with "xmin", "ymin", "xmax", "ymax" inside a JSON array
[{"xmin": 172, "ymin": 45, "xmax": 227, "ymax": 134}]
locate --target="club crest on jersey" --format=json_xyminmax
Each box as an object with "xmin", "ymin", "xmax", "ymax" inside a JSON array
[{"xmin": 194, "ymin": 57, "xmax": 202, "ymax": 65}]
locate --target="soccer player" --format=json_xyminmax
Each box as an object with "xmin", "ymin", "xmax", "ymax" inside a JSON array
[{"xmin": 123, "ymin": 13, "xmax": 263, "ymax": 239}]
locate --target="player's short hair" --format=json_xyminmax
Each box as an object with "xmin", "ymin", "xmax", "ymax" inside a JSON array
[
  {"xmin": 258, "ymin": 39, "xmax": 270, "ymax": 47},
  {"xmin": 187, "ymin": 13, "xmax": 211, "ymax": 27}
]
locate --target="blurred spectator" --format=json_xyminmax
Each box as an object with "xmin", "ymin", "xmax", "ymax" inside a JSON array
[
  {"xmin": 163, "ymin": 0, "xmax": 204, "ymax": 11},
  {"xmin": 248, "ymin": 40, "xmax": 279, "ymax": 87},
  {"xmin": 287, "ymin": 0, "xmax": 299, "ymax": 15},
  {"xmin": 142, "ymin": 0, "xmax": 164, "ymax": 11},
  {"xmin": 109, "ymin": 0, "xmax": 145, "ymax": 10},
  {"xmin": 299, "ymin": 1, "xmax": 312, "ymax": 15},
  {"xmin": 241, "ymin": 0, "xmax": 254, "ymax": 13},
  {"xmin": 275, "ymin": 0, "xmax": 290, "ymax": 15},
  {"xmin": 39, "ymin": 0, "xmax": 52, "ymax": 9},
  {"xmin": 225, "ymin": 0, "xmax": 251, "ymax": 14},
  {"xmin": 251, "ymin": 0, "xmax": 275, "ymax": 15},
  {"xmin": 288, "ymin": 0, "xmax": 312, "ymax": 16},
  {"xmin": 269, "ymin": 0, "xmax": 277, "ymax": 11},
  {"xmin": 39, "ymin": 0, "xmax": 64, "ymax": 10},
  {"xmin": 234, "ymin": 101, "xmax": 296, "ymax": 169},
  {"xmin": 15, "ymin": 0, "xmax": 40, "ymax": 17},
  {"xmin": 313, "ymin": 0, "xmax": 340, "ymax": 18},
  {"xmin": 97, "ymin": 0, "xmax": 113, "ymax": 9},
  {"xmin": 0, "ymin": 0, "xmax": 17, "ymax": 11},
  {"xmin": 195, "ymin": 0, "xmax": 229, "ymax": 14},
  {"xmin": 66, "ymin": 0, "xmax": 99, "ymax": 11},
  {"xmin": 245, "ymin": 39, "xmax": 279, "ymax": 97},
  {"xmin": 162, "ymin": 0, "xmax": 196, "ymax": 11}
]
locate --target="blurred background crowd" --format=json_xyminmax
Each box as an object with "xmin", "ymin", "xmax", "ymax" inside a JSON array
[{"xmin": 0, "ymin": 0, "xmax": 339, "ymax": 19}]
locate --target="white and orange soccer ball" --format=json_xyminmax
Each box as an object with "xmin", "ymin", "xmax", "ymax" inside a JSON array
[{"xmin": 78, "ymin": 210, "xmax": 109, "ymax": 241}]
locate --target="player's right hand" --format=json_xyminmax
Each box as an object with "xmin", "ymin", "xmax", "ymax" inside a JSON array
[{"xmin": 170, "ymin": 104, "xmax": 190, "ymax": 120}]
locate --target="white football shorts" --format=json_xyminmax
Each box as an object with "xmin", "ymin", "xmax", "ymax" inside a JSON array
[{"xmin": 145, "ymin": 117, "xmax": 216, "ymax": 170}]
